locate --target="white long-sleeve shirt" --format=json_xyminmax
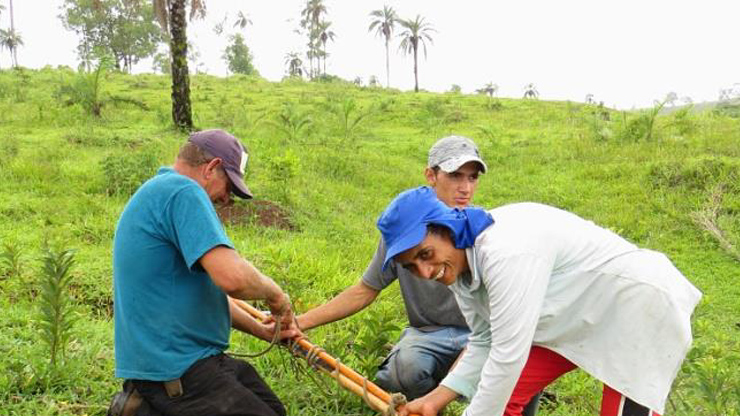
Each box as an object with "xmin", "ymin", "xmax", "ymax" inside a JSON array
[{"xmin": 440, "ymin": 203, "xmax": 701, "ymax": 415}]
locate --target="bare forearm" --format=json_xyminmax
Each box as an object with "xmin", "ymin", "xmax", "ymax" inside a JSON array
[
  {"xmin": 229, "ymin": 297, "xmax": 268, "ymax": 338},
  {"xmin": 298, "ymin": 282, "xmax": 379, "ymax": 330}
]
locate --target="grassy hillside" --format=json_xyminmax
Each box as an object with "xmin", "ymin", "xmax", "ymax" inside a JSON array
[{"xmin": 1, "ymin": 67, "xmax": 739, "ymax": 416}]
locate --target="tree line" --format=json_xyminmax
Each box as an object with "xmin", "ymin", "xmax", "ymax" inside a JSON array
[{"xmin": 39, "ymin": 1, "xmax": 441, "ymax": 131}]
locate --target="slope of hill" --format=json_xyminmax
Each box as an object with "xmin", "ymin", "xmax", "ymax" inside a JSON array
[{"xmin": 0, "ymin": 67, "xmax": 738, "ymax": 415}]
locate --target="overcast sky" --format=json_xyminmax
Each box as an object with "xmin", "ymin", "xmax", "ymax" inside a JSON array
[{"xmin": 4, "ymin": 0, "xmax": 739, "ymax": 109}]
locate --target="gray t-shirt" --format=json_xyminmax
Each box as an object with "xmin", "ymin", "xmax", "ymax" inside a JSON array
[{"xmin": 362, "ymin": 238, "xmax": 468, "ymax": 331}]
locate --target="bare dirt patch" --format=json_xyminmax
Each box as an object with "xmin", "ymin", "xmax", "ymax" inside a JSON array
[{"xmin": 218, "ymin": 200, "xmax": 296, "ymax": 231}]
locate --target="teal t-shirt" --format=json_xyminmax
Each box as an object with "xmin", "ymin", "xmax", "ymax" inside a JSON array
[{"xmin": 113, "ymin": 167, "xmax": 233, "ymax": 380}]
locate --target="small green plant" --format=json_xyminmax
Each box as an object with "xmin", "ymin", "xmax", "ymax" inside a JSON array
[
  {"xmin": 38, "ymin": 248, "xmax": 78, "ymax": 368},
  {"xmin": 335, "ymin": 97, "xmax": 370, "ymax": 142},
  {"xmin": 275, "ymin": 102, "xmax": 312, "ymax": 143},
  {"xmin": 54, "ymin": 56, "xmax": 113, "ymax": 117},
  {"xmin": 0, "ymin": 240, "xmax": 24, "ymax": 279},
  {"xmin": 101, "ymin": 151, "xmax": 159, "ymax": 197},
  {"xmin": 352, "ymin": 312, "xmax": 400, "ymax": 378},
  {"xmin": 671, "ymin": 105, "xmax": 695, "ymax": 137},
  {"xmin": 617, "ymin": 100, "xmax": 665, "ymax": 142},
  {"xmin": 265, "ymin": 149, "xmax": 299, "ymax": 205}
]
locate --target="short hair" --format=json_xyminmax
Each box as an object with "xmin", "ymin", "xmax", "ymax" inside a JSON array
[
  {"xmin": 177, "ymin": 142, "xmax": 216, "ymax": 167},
  {"xmin": 427, "ymin": 223, "xmax": 453, "ymax": 241}
]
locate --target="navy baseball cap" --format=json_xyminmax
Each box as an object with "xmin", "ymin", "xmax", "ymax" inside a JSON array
[{"xmin": 189, "ymin": 129, "xmax": 253, "ymax": 199}]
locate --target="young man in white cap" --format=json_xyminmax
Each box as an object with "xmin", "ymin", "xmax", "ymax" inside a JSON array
[
  {"xmin": 297, "ymin": 136, "xmax": 540, "ymax": 415},
  {"xmin": 108, "ymin": 129, "xmax": 299, "ymax": 416}
]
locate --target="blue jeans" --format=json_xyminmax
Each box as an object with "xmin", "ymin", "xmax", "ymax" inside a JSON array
[
  {"xmin": 375, "ymin": 326, "xmax": 469, "ymax": 400},
  {"xmin": 374, "ymin": 326, "xmax": 541, "ymax": 416}
]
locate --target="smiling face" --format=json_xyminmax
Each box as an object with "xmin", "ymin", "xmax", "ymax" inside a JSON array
[
  {"xmin": 394, "ymin": 226, "xmax": 468, "ymax": 286},
  {"xmin": 425, "ymin": 161, "xmax": 482, "ymax": 208}
]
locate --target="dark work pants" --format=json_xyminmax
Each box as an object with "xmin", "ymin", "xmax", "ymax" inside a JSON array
[{"xmin": 131, "ymin": 354, "xmax": 285, "ymax": 416}]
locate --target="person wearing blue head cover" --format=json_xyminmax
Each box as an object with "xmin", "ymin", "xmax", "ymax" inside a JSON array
[
  {"xmin": 297, "ymin": 136, "xmax": 545, "ymax": 414},
  {"xmin": 377, "ymin": 186, "xmax": 494, "ymax": 272},
  {"xmin": 378, "ymin": 187, "xmax": 701, "ymax": 416}
]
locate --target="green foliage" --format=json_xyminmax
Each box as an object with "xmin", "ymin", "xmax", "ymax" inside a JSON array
[
  {"xmin": 670, "ymin": 105, "xmax": 696, "ymax": 136},
  {"xmin": 617, "ymin": 101, "xmax": 665, "ymax": 142},
  {"xmin": 648, "ymin": 158, "xmax": 740, "ymax": 192},
  {"xmin": 335, "ymin": 97, "xmax": 370, "ymax": 142},
  {"xmin": 713, "ymin": 101, "xmax": 740, "ymax": 118},
  {"xmin": 38, "ymin": 248, "xmax": 78, "ymax": 368},
  {"xmin": 223, "ymin": 33, "xmax": 257, "ymax": 76},
  {"xmin": 60, "ymin": 0, "xmax": 162, "ymax": 72},
  {"xmin": 351, "ymin": 312, "xmax": 400, "ymax": 378},
  {"xmin": 0, "ymin": 240, "xmax": 24, "ymax": 280},
  {"xmin": 274, "ymin": 102, "xmax": 312, "ymax": 142},
  {"xmin": 100, "ymin": 151, "xmax": 159, "ymax": 197},
  {"xmin": 54, "ymin": 56, "xmax": 112, "ymax": 117},
  {"xmin": 0, "ymin": 68, "xmax": 739, "ymax": 415},
  {"xmin": 584, "ymin": 104, "xmax": 613, "ymax": 142},
  {"xmin": 263, "ymin": 150, "xmax": 299, "ymax": 205}
]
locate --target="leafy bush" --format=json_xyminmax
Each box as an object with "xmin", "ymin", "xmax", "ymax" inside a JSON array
[
  {"xmin": 264, "ymin": 149, "xmax": 299, "ymax": 205},
  {"xmin": 617, "ymin": 101, "xmax": 665, "ymax": 142},
  {"xmin": 53, "ymin": 58, "xmax": 112, "ymax": 117},
  {"xmin": 351, "ymin": 312, "xmax": 399, "ymax": 378},
  {"xmin": 670, "ymin": 105, "xmax": 696, "ymax": 136},
  {"xmin": 100, "ymin": 151, "xmax": 159, "ymax": 197},
  {"xmin": 274, "ymin": 102, "xmax": 312, "ymax": 143}
]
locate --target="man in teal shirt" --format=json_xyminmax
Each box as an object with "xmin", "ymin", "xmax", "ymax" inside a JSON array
[{"xmin": 108, "ymin": 130, "xmax": 298, "ymax": 416}]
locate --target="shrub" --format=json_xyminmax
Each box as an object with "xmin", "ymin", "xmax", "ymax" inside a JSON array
[
  {"xmin": 274, "ymin": 102, "xmax": 312, "ymax": 143},
  {"xmin": 264, "ymin": 149, "xmax": 299, "ymax": 205},
  {"xmin": 617, "ymin": 101, "xmax": 665, "ymax": 142},
  {"xmin": 54, "ymin": 57, "xmax": 112, "ymax": 117},
  {"xmin": 100, "ymin": 151, "xmax": 159, "ymax": 197}
]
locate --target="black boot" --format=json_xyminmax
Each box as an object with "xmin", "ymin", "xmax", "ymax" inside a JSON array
[{"xmin": 107, "ymin": 380, "xmax": 143, "ymax": 416}]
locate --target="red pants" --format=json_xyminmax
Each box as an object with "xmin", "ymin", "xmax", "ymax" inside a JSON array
[{"xmin": 504, "ymin": 346, "xmax": 661, "ymax": 416}]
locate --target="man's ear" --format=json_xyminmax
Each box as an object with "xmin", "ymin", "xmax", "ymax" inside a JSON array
[
  {"xmin": 424, "ymin": 167, "xmax": 437, "ymax": 186},
  {"xmin": 204, "ymin": 158, "xmax": 222, "ymax": 179}
]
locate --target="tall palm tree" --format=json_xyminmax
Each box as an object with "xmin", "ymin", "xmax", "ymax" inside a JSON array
[
  {"xmin": 0, "ymin": 29, "xmax": 23, "ymax": 68},
  {"xmin": 316, "ymin": 20, "xmax": 335, "ymax": 76},
  {"xmin": 8, "ymin": 0, "xmax": 18, "ymax": 68},
  {"xmin": 368, "ymin": 6, "xmax": 397, "ymax": 88},
  {"xmin": 397, "ymin": 15, "xmax": 434, "ymax": 92},
  {"xmin": 284, "ymin": 52, "xmax": 303, "ymax": 77},
  {"xmin": 523, "ymin": 83, "xmax": 539, "ymax": 99},
  {"xmin": 148, "ymin": 0, "xmax": 206, "ymax": 131},
  {"xmin": 300, "ymin": 0, "xmax": 326, "ymax": 79},
  {"xmin": 233, "ymin": 11, "xmax": 251, "ymax": 31},
  {"xmin": 0, "ymin": 3, "xmax": 4, "ymax": 68}
]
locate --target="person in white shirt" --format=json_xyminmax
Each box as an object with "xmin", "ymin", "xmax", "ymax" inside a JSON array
[{"xmin": 375, "ymin": 186, "xmax": 701, "ymax": 416}]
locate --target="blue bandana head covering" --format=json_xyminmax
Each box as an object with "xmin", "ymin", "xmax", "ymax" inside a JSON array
[{"xmin": 377, "ymin": 186, "xmax": 494, "ymax": 271}]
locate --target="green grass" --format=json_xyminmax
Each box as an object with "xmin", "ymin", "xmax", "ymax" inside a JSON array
[{"xmin": 1, "ymin": 67, "xmax": 739, "ymax": 415}]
